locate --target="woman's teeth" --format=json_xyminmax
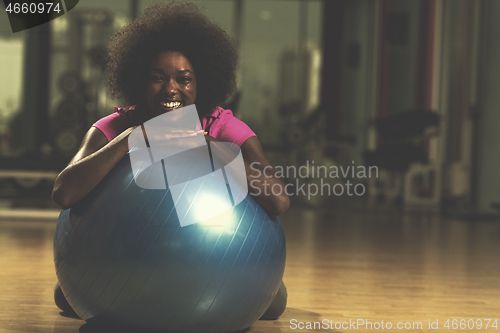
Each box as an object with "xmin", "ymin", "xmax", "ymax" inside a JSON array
[{"xmin": 161, "ymin": 101, "xmax": 182, "ymax": 109}]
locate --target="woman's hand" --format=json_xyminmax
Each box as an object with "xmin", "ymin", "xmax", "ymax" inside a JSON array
[{"xmin": 141, "ymin": 128, "xmax": 205, "ymax": 143}]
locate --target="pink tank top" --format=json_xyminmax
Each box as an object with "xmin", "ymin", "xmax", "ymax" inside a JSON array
[{"xmin": 92, "ymin": 106, "xmax": 256, "ymax": 147}]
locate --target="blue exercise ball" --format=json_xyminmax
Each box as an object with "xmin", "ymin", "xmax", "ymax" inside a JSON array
[{"xmin": 53, "ymin": 152, "xmax": 286, "ymax": 333}]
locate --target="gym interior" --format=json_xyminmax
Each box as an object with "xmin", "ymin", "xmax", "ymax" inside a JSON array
[{"xmin": 1, "ymin": 0, "xmax": 499, "ymax": 332}]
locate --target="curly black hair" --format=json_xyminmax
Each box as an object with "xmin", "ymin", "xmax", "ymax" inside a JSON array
[{"xmin": 104, "ymin": 2, "xmax": 238, "ymax": 116}]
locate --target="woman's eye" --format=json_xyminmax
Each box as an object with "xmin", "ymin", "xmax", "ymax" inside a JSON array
[
  {"xmin": 178, "ymin": 76, "xmax": 192, "ymax": 84},
  {"xmin": 151, "ymin": 76, "xmax": 163, "ymax": 82}
]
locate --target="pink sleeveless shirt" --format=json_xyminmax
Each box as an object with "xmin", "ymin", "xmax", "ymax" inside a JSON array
[{"xmin": 92, "ymin": 106, "xmax": 256, "ymax": 147}]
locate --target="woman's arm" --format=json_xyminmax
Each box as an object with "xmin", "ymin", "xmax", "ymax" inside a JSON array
[
  {"xmin": 206, "ymin": 135, "xmax": 290, "ymax": 216},
  {"xmin": 240, "ymin": 136, "xmax": 290, "ymax": 215},
  {"xmin": 52, "ymin": 125, "xmax": 205, "ymax": 210},
  {"xmin": 53, "ymin": 125, "xmax": 289, "ymax": 214},
  {"xmin": 51, "ymin": 126, "xmax": 136, "ymax": 210}
]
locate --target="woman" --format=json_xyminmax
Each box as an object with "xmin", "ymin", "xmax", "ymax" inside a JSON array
[{"xmin": 52, "ymin": 2, "xmax": 288, "ymax": 321}]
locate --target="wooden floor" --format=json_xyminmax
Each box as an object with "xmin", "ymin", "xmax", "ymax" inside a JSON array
[{"xmin": 1, "ymin": 204, "xmax": 499, "ymax": 333}]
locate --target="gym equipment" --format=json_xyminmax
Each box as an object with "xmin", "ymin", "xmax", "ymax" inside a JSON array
[{"xmin": 54, "ymin": 152, "xmax": 286, "ymax": 333}]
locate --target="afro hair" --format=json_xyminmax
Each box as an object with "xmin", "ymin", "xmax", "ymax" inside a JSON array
[{"xmin": 104, "ymin": 2, "xmax": 238, "ymax": 116}]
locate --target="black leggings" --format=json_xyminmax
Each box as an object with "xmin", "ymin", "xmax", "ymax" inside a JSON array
[{"xmin": 260, "ymin": 281, "xmax": 288, "ymax": 319}]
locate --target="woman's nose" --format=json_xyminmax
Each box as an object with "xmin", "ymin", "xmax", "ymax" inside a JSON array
[{"xmin": 163, "ymin": 79, "xmax": 178, "ymax": 95}]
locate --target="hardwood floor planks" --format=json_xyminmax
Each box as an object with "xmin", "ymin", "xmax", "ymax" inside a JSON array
[{"xmin": 0, "ymin": 207, "xmax": 499, "ymax": 332}]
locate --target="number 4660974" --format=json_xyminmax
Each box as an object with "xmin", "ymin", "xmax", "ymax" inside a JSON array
[
  {"xmin": 6, "ymin": 2, "xmax": 61, "ymax": 14},
  {"xmin": 444, "ymin": 319, "xmax": 498, "ymax": 330}
]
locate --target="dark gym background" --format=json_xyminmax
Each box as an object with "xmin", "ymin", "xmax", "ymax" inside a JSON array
[{"xmin": 1, "ymin": 1, "xmax": 499, "ymax": 332}]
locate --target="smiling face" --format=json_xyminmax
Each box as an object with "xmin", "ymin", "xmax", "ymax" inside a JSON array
[{"xmin": 146, "ymin": 50, "xmax": 197, "ymax": 117}]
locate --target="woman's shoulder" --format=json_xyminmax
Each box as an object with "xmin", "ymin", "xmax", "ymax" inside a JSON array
[
  {"xmin": 207, "ymin": 107, "xmax": 256, "ymax": 146},
  {"xmin": 113, "ymin": 105, "xmax": 142, "ymax": 119},
  {"xmin": 205, "ymin": 106, "xmax": 230, "ymax": 118},
  {"xmin": 208, "ymin": 106, "xmax": 248, "ymax": 125},
  {"xmin": 92, "ymin": 105, "xmax": 142, "ymax": 142}
]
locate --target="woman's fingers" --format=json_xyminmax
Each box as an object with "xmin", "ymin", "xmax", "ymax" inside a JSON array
[
  {"xmin": 147, "ymin": 129, "xmax": 204, "ymax": 141},
  {"xmin": 168, "ymin": 129, "xmax": 203, "ymax": 133},
  {"xmin": 143, "ymin": 130, "xmax": 206, "ymax": 150},
  {"xmin": 170, "ymin": 130, "xmax": 204, "ymax": 138}
]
